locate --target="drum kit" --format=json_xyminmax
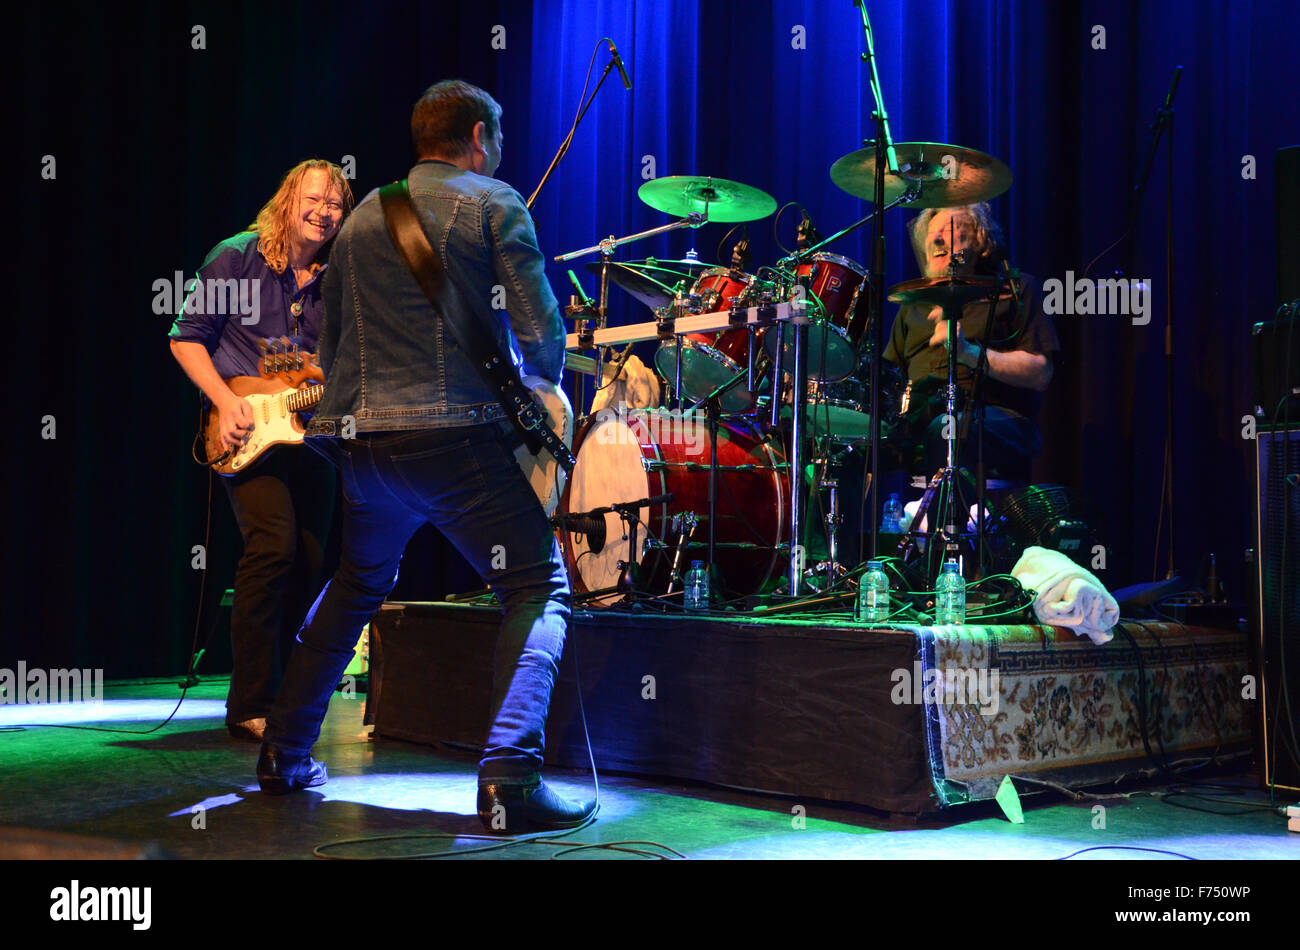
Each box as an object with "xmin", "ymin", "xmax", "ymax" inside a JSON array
[{"xmin": 549, "ymin": 136, "xmax": 1016, "ymax": 611}]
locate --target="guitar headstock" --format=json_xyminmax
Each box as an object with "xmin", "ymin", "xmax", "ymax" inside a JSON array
[{"xmin": 258, "ymin": 336, "xmax": 323, "ymax": 387}]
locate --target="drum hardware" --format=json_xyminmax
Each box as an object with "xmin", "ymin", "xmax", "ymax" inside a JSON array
[
  {"xmin": 557, "ymin": 492, "xmax": 674, "ymax": 607},
  {"xmin": 887, "ymin": 239, "xmax": 1005, "ymax": 579},
  {"xmin": 666, "ymin": 511, "xmax": 700, "ymax": 594},
  {"xmin": 695, "ymin": 367, "xmax": 758, "ymax": 574},
  {"xmin": 563, "ymin": 300, "xmax": 804, "ymax": 349}
]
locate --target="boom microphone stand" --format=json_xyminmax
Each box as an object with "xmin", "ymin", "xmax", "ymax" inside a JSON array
[{"xmin": 855, "ymin": 0, "xmax": 901, "ymax": 561}]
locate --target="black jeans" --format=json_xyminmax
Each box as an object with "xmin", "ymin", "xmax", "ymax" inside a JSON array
[
  {"xmin": 222, "ymin": 446, "xmax": 336, "ymax": 725},
  {"xmin": 921, "ymin": 406, "xmax": 1041, "ymax": 478},
  {"xmin": 265, "ymin": 423, "xmax": 570, "ymax": 782}
]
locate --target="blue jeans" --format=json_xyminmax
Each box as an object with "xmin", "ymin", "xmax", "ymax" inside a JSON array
[{"xmin": 264, "ymin": 422, "xmax": 570, "ymax": 782}]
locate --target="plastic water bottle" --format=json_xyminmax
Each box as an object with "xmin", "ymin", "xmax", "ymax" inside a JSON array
[
  {"xmin": 857, "ymin": 559, "xmax": 891, "ymax": 623},
  {"xmin": 882, "ymin": 493, "xmax": 903, "ymax": 533},
  {"xmin": 934, "ymin": 560, "xmax": 966, "ymax": 625},
  {"xmin": 684, "ymin": 560, "xmax": 709, "ymax": 611}
]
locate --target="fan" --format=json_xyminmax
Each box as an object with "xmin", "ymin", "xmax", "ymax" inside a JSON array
[{"xmin": 993, "ymin": 484, "xmax": 1099, "ymax": 570}]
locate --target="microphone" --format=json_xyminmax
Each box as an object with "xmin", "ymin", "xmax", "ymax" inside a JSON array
[
  {"xmin": 566, "ymin": 269, "xmax": 594, "ymax": 307},
  {"xmin": 796, "ymin": 211, "xmax": 820, "ymax": 252},
  {"xmin": 730, "ymin": 228, "xmax": 751, "ymax": 271},
  {"xmin": 607, "ymin": 40, "xmax": 632, "ymax": 91}
]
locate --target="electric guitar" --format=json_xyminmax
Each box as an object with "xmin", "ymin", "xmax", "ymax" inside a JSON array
[
  {"xmin": 203, "ymin": 339, "xmax": 582, "ymax": 516},
  {"xmin": 202, "ymin": 339, "xmax": 325, "ymax": 477}
]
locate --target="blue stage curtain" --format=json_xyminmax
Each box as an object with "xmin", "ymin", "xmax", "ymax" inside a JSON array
[{"xmin": 522, "ymin": 0, "xmax": 1298, "ymax": 592}]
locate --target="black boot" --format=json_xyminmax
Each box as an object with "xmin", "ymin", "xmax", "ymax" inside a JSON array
[
  {"xmin": 257, "ymin": 742, "xmax": 327, "ymax": 795},
  {"xmin": 477, "ymin": 775, "xmax": 595, "ymax": 833}
]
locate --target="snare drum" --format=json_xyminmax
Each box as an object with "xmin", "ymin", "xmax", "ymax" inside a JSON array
[
  {"xmin": 560, "ymin": 408, "xmax": 790, "ymax": 604},
  {"xmin": 655, "ymin": 267, "xmax": 759, "ymax": 412},
  {"xmin": 762, "ymin": 253, "xmax": 869, "ymax": 382}
]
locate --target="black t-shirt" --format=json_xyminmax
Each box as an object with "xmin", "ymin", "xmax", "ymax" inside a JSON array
[{"xmin": 882, "ymin": 273, "xmax": 1059, "ymax": 420}]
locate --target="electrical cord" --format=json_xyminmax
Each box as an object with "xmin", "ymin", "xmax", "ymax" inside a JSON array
[
  {"xmin": 1056, "ymin": 845, "xmax": 1195, "ymax": 860},
  {"xmin": 310, "ymin": 615, "xmax": 684, "ymax": 859}
]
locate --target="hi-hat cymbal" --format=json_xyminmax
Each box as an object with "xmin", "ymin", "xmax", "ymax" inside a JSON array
[
  {"xmin": 830, "ymin": 143, "xmax": 1012, "ymax": 208},
  {"xmin": 638, "ymin": 176, "xmax": 777, "ymax": 223},
  {"xmin": 584, "ymin": 261, "xmax": 688, "ymax": 310},
  {"xmin": 887, "ymin": 275, "xmax": 1003, "ymax": 311}
]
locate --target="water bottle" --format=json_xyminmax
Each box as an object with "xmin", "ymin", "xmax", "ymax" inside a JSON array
[
  {"xmin": 882, "ymin": 493, "xmax": 903, "ymax": 533},
  {"xmin": 857, "ymin": 559, "xmax": 891, "ymax": 623},
  {"xmin": 934, "ymin": 560, "xmax": 966, "ymax": 625},
  {"xmin": 684, "ymin": 560, "xmax": 709, "ymax": 611}
]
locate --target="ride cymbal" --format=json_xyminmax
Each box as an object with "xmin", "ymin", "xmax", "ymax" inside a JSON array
[{"xmin": 830, "ymin": 143, "xmax": 1012, "ymax": 208}]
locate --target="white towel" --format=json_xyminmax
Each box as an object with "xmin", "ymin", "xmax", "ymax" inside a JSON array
[
  {"xmin": 590, "ymin": 354, "xmax": 661, "ymax": 413},
  {"xmin": 1011, "ymin": 545, "xmax": 1119, "ymax": 644}
]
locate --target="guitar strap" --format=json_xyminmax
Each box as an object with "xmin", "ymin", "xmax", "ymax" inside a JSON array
[{"xmin": 377, "ymin": 179, "xmax": 576, "ymax": 474}]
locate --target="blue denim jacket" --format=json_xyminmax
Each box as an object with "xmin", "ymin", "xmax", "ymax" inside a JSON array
[{"xmin": 309, "ymin": 160, "xmax": 565, "ymax": 433}]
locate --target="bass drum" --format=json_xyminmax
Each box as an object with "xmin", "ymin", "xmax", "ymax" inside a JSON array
[{"xmin": 560, "ymin": 408, "xmax": 790, "ymax": 605}]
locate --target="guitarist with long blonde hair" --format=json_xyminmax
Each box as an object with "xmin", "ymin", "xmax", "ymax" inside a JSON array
[{"xmin": 169, "ymin": 158, "xmax": 354, "ymax": 742}]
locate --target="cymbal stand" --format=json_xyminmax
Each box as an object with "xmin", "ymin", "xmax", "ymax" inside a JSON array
[
  {"xmin": 557, "ymin": 213, "xmax": 708, "ymax": 414},
  {"xmin": 957, "ymin": 269, "xmax": 1012, "ymax": 579},
  {"xmin": 897, "ymin": 256, "xmax": 974, "ymax": 578}
]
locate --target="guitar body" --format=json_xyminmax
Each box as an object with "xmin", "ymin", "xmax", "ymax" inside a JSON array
[
  {"xmin": 515, "ymin": 376, "xmax": 573, "ymax": 517},
  {"xmin": 204, "ymin": 376, "xmax": 322, "ymax": 476}
]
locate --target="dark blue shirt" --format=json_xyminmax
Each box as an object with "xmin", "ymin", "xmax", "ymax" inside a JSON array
[{"xmin": 168, "ymin": 231, "xmax": 327, "ymax": 380}]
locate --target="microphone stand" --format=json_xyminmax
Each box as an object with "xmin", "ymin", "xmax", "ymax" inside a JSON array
[
  {"xmin": 855, "ymin": 0, "xmax": 901, "ymax": 562},
  {"xmin": 1132, "ymin": 67, "xmax": 1181, "ymax": 582},
  {"xmin": 526, "ymin": 49, "xmax": 621, "ymax": 212},
  {"xmin": 527, "ymin": 46, "xmax": 623, "ymax": 415}
]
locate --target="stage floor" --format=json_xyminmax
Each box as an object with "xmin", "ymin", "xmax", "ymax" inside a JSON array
[{"xmin": 0, "ymin": 677, "xmax": 1295, "ymax": 860}]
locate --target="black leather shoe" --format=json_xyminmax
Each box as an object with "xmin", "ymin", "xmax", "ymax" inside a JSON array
[
  {"xmin": 257, "ymin": 742, "xmax": 327, "ymax": 795},
  {"xmin": 477, "ymin": 776, "xmax": 595, "ymax": 834}
]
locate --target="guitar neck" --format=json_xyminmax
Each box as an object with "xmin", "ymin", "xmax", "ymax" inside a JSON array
[{"xmin": 287, "ymin": 384, "xmax": 324, "ymax": 413}]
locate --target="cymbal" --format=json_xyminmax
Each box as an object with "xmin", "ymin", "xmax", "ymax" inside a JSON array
[
  {"xmin": 584, "ymin": 261, "xmax": 686, "ymax": 310},
  {"xmin": 887, "ymin": 275, "xmax": 1003, "ymax": 311},
  {"xmin": 830, "ymin": 143, "xmax": 1012, "ymax": 208},
  {"xmin": 637, "ymin": 257, "xmax": 713, "ymax": 275},
  {"xmin": 637, "ymin": 176, "xmax": 777, "ymax": 223}
]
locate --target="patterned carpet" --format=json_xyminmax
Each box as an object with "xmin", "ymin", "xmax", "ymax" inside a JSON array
[{"xmin": 913, "ymin": 622, "xmax": 1253, "ymax": 804}]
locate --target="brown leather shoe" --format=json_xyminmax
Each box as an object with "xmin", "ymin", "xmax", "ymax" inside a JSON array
[{"xmin": 227, "ymin": 717, "xmax": 266, "ymax": 742}]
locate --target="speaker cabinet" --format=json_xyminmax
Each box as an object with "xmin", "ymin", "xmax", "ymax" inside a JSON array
[{"xmin": 1254, "ymin": 426, "xmax": 1300, "ymax": 792}]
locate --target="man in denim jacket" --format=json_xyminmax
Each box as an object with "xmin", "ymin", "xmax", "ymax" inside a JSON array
[{"xmin": 257, "ymin": 80, "xmax": 593, "ymax": 833}]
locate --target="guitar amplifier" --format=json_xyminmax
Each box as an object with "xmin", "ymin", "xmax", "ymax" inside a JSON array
[
  {"xmin": 1252, "ymin": 310, "xmax": 1300, "ymax": 427},
  {"xmin": 1254, "ymin": 425, "xmax": 1300, "ymax": 792}
]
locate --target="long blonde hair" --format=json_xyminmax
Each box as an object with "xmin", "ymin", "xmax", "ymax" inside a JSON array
[{"xmin": 249, "ymin": 159, "xmax": 355, "ymax": 274}]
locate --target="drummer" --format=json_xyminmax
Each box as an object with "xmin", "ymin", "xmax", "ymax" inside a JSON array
[{"xmin": 882, "ymin": 202, "xmax": 1059, "ymax": 479}]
